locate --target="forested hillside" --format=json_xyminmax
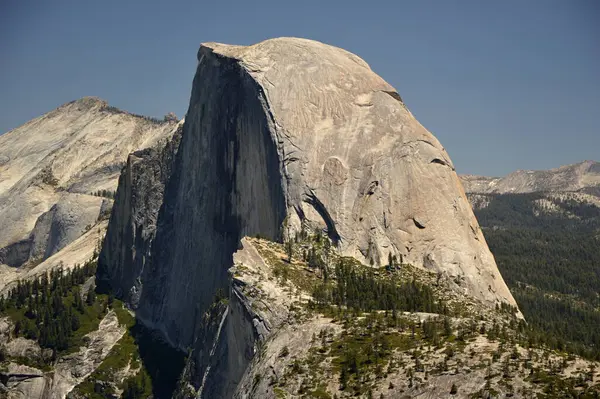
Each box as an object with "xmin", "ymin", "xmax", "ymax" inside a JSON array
[{"xmin": 472, "ymin": 193, "xmax": 600, "ymax": 360}]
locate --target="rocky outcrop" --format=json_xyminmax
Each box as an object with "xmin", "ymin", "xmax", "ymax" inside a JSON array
[
  {"xmin": 133, "ymin": 41, "xmax": 289, "ymax": 348},
  {"xmin": 0, "ymin": 221, "xmax": 108, "ymax": 294},
  {"xmin": 0, "ymin": 311, "xmax": 125, "ymax": 399},
  {"xmin": 49, "ymin": 310, "xmax": 125, "ymax": 399},
  {"xmin": 0, "ymin": 193, "xmax": 103, "ymax": 267},
  {"xmin": 175, "ymin": 237, "xmax": 291, "ymax": 399},
  {"xmin": 460, "ymin": 160, "xmax": 600, "ymax": 194},
  {"xmin": 4, "ymin": 338, "xmax": 44, "ymax": 361},
  {"xmin": 97, "ymin": 121, "xmax": 183, "ymax": 306},
  {"xmin": 0, "ymin": 363, "xmax": 49, "ymax": 399}
]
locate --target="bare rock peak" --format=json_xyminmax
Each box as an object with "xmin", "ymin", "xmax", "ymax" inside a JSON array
[
  {"xmin": 200, "ymin": 37, "xmax": 373, "ymax": 70},
  {"xmin": 70, "ymin": 96, "xmax": 108, "ymax": 107},
  {"xmin": 460, "ymin": 160, "xmax": 600, "ymax": 194},
  {"xmin": 0, "ymin": 93, "xmax": 182, "ymax": 285},
  {"xmin": 53, "ymin": 96, "xmax": 178, "ymax": 126}
]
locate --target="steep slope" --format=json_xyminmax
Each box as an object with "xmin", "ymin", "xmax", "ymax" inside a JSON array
[
  {"xmin": 0, "ymin": 98, "xmax": 179, "ymax": 274},
  {"xmin": 98, "ymin": 37, "xmax": 519, "ymax": 396},
  {"xmin": 97, "ymin": 122, "xmax": 183, "ymax": 307},
  {"xmin": 460, "ymin": 160, "xmax": 600, "ymax": 195}
]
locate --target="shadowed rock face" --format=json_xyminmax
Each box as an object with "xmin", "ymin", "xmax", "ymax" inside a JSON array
[
  {"xmin": 0, "ymin": 194, "xmax": 103, "ymax": 267},
  {"xmin": 29, "ymin": 194, "xmax": 104, "ymax": 261},
  {"xmin": 97, "ymin": 123, "xmax": 183, "ymax": 307},
  {"xmin": 135, "ymin": 49, "xmax": 287, "ymax": 346},
  {"xmin": 190, "ymin": 38, "xmax": 516, "ymax": 310}
]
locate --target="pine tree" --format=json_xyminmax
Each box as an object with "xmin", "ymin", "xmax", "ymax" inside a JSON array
[
  {"xmin": 86, "ymin": 289, "xmax": 96, "ymax": 306},
  {"xmin": 285, "ymin": 240, "xmax": 293, "ymax": 263}
]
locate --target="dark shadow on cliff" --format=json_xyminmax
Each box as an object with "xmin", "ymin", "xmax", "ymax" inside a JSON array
[{"xmin": 130, "ymin": 322, "xmax": 187, "ymax": 399}]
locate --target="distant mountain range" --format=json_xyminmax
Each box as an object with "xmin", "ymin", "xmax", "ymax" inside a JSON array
[
  {"xmin": 460, "ymin": 160, "xmax": 600, "ymax": 195},
  {"xmin": 463, "ymin": 172, "xmax": 600, "ymax": 362}
]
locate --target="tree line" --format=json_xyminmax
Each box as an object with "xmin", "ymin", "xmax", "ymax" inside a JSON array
[
  {"xmin": 311, "ymin": 258, "xmax": 446, "ymax": 315},
  {"xmin": 90, "ymin": 189, "xmax": 116, "ymax": 199},
  {"xmin": 0, "ymin": 259, "xmax": 103, "ymax": 357},
  {"xmin": 473, "ymin": 193, "xmax": 600, "ymax": 360}
]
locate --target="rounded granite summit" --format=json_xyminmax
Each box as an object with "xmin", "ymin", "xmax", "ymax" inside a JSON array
[
  {"xmin": 127, "ymin": 37, "xmax": 520, "ymax": 347},
  {"xmin": 214, "ymin": 37, "xmax": 515, "ymax": 308}
]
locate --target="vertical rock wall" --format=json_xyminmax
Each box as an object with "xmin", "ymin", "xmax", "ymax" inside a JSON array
[
  {"xmin": 134, "ymin": 50, "xmax": 286, "ymax": 348},
  {"xmin": 97, "ymin": 125, "xmax": 182, "ymax": 306}
]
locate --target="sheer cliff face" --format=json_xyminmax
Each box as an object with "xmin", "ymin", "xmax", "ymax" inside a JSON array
[
  {"xmin": 134, "ymin": 49, "xmax": 288, "ymax": 346},
  {"xmin": 97, "ymin": 123, "xmax": 183, "ymax": 306},
  {"xmin": 103, "ymin": 37, "xmax": 517, "ymax": 349}
]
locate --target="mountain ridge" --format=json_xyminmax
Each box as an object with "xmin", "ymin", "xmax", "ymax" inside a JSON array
[
  {"xmin": 460, "ymin": 160, "xmax": 600, "ymax": 194},
  {"xmin": 0, "ymin": 97, "xmax": 181, "ymax": 287}
]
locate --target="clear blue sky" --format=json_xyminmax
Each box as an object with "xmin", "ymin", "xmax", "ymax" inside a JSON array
[{"xmin": 1, "ymin": 0, "xmax": 598, "ymax": 176}]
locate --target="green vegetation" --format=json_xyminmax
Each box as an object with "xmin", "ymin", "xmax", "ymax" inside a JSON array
[
  {"xmin": 245, "ymin": 227, "xmax": 600, "ymax": 397},
  {"xmin": 0, "ymin": 259, "xmax": 104, "ymax": 361},
  {"xmin": 331, "ymin": 315, "xmax": 412, "ymax": 394},
  {"xmin": 450, "ymin": 382, "xmax": 458, "ymax": 394},
  {"xmin": 473, "ymin": 193, "xmax": 600, "ymax": 360},
  {"xmin": 0, "ymin": 251, "xmax": 185, "ymax": 399},
  {"xmin": 39, "ymin": 165, "xmax": 59, "ymax": 186},
  {"xmin": 72, "ymin": 301, "xmax": 141, "ymax": 399},
  {"xmin": 100, "ymin": 103, "xmax": 166, "ymax": 124},
  {"xmin": 475, "ymin": 193, "xmax": 600, "ymax": 303},
  {"xmin": 276, "ymin": 308, "xmax": 464, "ymax": 396},
  {"xmin": 311, "ymin": 257, "xmax": 445, "ymax": 315},
  {"xmin": 251, "ymin": 229, "xmax": 600, "ymax": 397},
  {"xmin": 72, "ymin": 299, "xmax": 186, "ymax": 399},
  {"xmin": 90, "ymin": 189, "xmax": 117, "ymax": 199},
  {"xmin": 273, "ymin": 228, "xmax": 446, "ymax": 317},
  {"xmin": 257, "ymin": 231, "xmax": 464, "ymax": 396}
]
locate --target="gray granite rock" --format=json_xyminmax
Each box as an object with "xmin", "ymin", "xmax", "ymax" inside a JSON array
[
  {"xmin": 97, "ymin": 121, "xmax": 183, "ymax": 306},
  {"xmin": 130, "ymin": 38, "xmax": 515, "ymax": 345}
]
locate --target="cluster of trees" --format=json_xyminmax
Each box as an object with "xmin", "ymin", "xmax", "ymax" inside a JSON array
[
  {"xmin": 312, "ymin": 258, "xmax": 445, "ymax": 315},
  {"xmin": 100, "ymin": 104, "xmax": 165, "ymax": 124},
  {"xmin": 0, "ymin": 260, "xmax": 101, "ymax": 353},
  {"xmin": 486, "ymin": 228, "xmax": 600, "ymax": 303},
  {"xmin": 331, "ymin": 314, "xmax": 397, "ymax": 394},
  {"xmin": 162, "ymin": 112, "xmax": 178, "ymax": 123},
  {"xmin": 475, "ymin": 192, "xmax": 600, "ymax": 232},
  {"xmin": 473, "ymin": 193, "xmax": 600, "ymax": 360},
  {"xmin": 421, "ymin": 316, "xmax": 453, "ymax": 346},
  {"xmin": 40, "ymin": 166, "xmax": 59, "ymax": 186},
  {"xmin": 516, "ymin": 291, "xmax": 600, "ymax": 360},
  {"xmin": 332, "ymin": 313, "xmax": 456, "ymax": 394},
  {"xmin": 90, "ymin": 189, "xmax": 116, "ymax": 199},
  {"xmin": 121, "ymin": 369, "xmax": 152, "ymax": 399}
]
